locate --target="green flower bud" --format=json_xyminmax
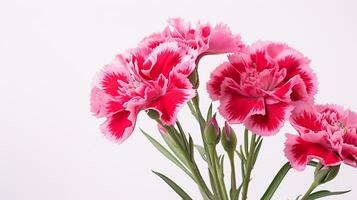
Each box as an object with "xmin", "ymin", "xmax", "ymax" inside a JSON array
[
  {"xmin": 322, "ymin": 165, "xmax": 340, "ymax": 183},
  {"xmin": 204, "ymin": 114, "xmax": 220, "ymax": 145},
  {"xmin": 314, "ymin": 164, "xmax": 340, "ymax": 184},
  {"xmin": 147, "ymin": 109, "xmax": 160, "ymax": 120},
  {"xmin": 188, "ymin": 68, "xmax": 199, "ymax": 89},
  {"xmin": 221, "ymin": 122, "xmax": 237, "ymax": 154}
]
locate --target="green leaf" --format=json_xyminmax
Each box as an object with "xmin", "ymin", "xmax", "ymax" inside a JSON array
[
  {"xmin": 194, "ymin": 145, "xmax": 207, "ymax": 162},
  {"xmin": 152, "ymin": 171, "xmax": 193, "ymax": 200},
  {"xmin": 260, "ymin": 162, "xmax": 292, "ymax": 200},
  {"xmin": 206, "ymin": 103, "xmax": 213, "ymax": 121},
  {"xmin": 234, "ymin": 182, "xmax": 243, "ymax": 200},
  {"xmin": 187, "ymin": 101, "xmax": 197, "ymax": 119},
  {"xmin": 161, "ymin": 131, "xmax": 189, "ymax": 165},
  {"xmin": 141, "ymin": 129, "xmax": 193, "ymax": 180},
  {"xmin": 176, "ymin": 121, "xmax": 189, "ymax": 151},
  {"xmin": 219, "ymin": 155, "xmax": 225, "ymax": 176},
  {"xmin": 252, "ymin": 139, "xmax": 263, "ymax": 166},
  {"xmin": 244, "ymin": 128, "xmax": 249, "ymax": 156},
  {"xmin": 208, "ymin": 169, "xmax": 219, "ymax": 198},
  {"xmin": 188, "ymin": 134, "xmax": 194, "ymax": 161},
  {"xmin": 237, "ymin": 147, "xmax": 246, "ymax": 180},
  {"xmin": 307, "ymin": 190, "xmax": 351, "ymax": 200}
]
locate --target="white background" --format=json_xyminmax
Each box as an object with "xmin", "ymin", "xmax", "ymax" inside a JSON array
[{"xmin": 1, "ymin": 0, "xmax": 357, "ymax": 199}]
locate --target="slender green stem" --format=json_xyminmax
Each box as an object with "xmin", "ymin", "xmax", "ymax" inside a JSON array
[
  {"xmin": 158, "ymin": 119, "xmax": 213, "ymax": 199},
  {"xmin": 301, "ymin": 180, "xmax": 320, "ymax": 200},
  {"xmin": 300, "ymin": 163, "xmax": 329, "ymax": 200},
  {"xmin": 189, "ymin": 161, "xmax": 214, "ymax": 200},
  {"xmin": 208, "ymin": 146, "xmax": 228, "ymax": 200},
  {"xmin": 228, "ymin": 152, "xmax": 237, "ymax": 199},
  {"xmin": 191, "ymin": 95, "xmax": 206, "ymax": 130},
  {"xmin": 241, "ymin": 133, "xmax": 257, "ymax": 200},
  {"xmin": 215, "ymin": 152, "xmax": 229, "ymax": 200}
]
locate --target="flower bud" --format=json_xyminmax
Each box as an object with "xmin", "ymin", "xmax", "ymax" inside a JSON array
[
  {"xmin": 314, "ymin": 164, "xmax": 340, "ymax": 184},
  {"xmin": 147, "ymin": 109, "xmax": 160, "ymax": 120},
  {"xmin": 204, "ymin": 114, "xmax": 220, "ymax": 145},
  {"xmin": 322, "ymin": 165, "xmax": 340, "ymax": 183},
  {"xmin": 188, "ymin": 68, "xmax": 199, "ymax": 89},
  {"xmin": 221, "ymin": 122, "xmax": 237, "ymax": 153}
]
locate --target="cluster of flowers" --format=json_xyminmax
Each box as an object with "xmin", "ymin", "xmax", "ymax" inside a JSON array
[{"xmin": 90, "ymin": 18, "xmax": 357, "ymax": 173}]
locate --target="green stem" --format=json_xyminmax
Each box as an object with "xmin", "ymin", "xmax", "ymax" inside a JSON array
[
  {"xmin": 208, "ymin": 146, "xmax": 228, "ymax": 200},
  {"xmin": 300, "ymin": 163, "xmax": 329, "ymax": 200},
  {"xmin": 241, "ymin": 133, "xmax": 257, "ymax": 200},
  {"xmin": 300, "ymin": 180, "xmax": 320, "ymax": 200},
  {"xmin": 228, "ymin": 152, "xmax": 237, "ymax": 199},
  {"xmin": 191, "ymin": 95, "xmax": 206, "ymax": 131},
  {"xmin": 189, "ymin": 161, "xmax": 214, "ymax": 200},
  {"xmin": 159, "ymin": 120, "xmax": 213, "ymax": 200},
  {"xmin": 216, "ymin": 153, "xmax": 229, "ymax": 200}
]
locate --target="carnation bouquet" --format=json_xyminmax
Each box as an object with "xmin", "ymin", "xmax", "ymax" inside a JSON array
[{"xmin": 90, "ymin": 18, "xmax": 356, "ymax": 200}]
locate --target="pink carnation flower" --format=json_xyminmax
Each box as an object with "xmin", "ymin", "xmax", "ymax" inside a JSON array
[
  {"xmin": 90, "ymin": 41, "xmax": 196, "ymax": 143},
  {"xmin": 91, "ymin": 19, "xmax": 243, "ymax": 143},
  {"xmin": 285, "ymin": 104, "xmax": 357, "ymax": 170},
  {"xmin": 207, "ymin": 41, "xmax": 317, "ymax": 136}
]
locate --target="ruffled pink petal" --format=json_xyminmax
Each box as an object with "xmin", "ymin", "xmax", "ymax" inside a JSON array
[
  {"xmin": 249, "ymin": 50, "xmax": 274, "ymax": 72},
  {"xmin": 345, "ymin": 109, "xmax": 357, "ymax": 127},
  {"xmin": 138, "ymin": 32, "xmax": 164, "ymax": 49},
  {"xmin": 218, "ymin": 85, "xmax": 265, "ymax": 124},
  {"xmin": 290, "ymin": 109, "xmax": 324, "ymax": 133},
  {"xmin": 169, "ymin": 71, "xmax": 194, "ymax": 90},
  {"xmin": 93, "ymin": 54, "xmax": 133, "ymax": 98},
  {"xmin": 100, "ymin": 110, "xmax": 137, "ymax": 143},
  {"xmin": 245, "ymin": 102, "xmax": 294, "ymax": 136},
  {"xmin": 275, "ymin": 48, "xmax": 317, "ymax": 97},
  {"xmin": 227, "ymin": 52, "xmax": 250, "ymax": 74},
  {"xmin": 284, "ymin": 134, "xmax": 342, "ymax": 171},
  {"xmin": 206, "ymin": 62, "xmax": 241, "ymax": 100},
  {"xmin": 207, "ymin": 23, "xmax": 243, "ymax": 54},
  {"xmin": 165, "ymin": 18, "xmax": 192, "ymax": 39},
  {"xmin": 340, "ymin": 144, "xmax": 357, "ymax": 167},
  {"xmin": 268, "ymin": 75, "xmax": 308, "ymax": 102},
  {"xmin": 147, "ymin": 42, "xmax": 183, "ymax": 79},
  {"xmin": 141, "ymin": 42, "xmax": 195, "ymax": 81},
  {"xmin": 147, "ymin": 86, "xmax": 195, "ymax": 125},
  {"xmin": 90, "ymin": 87, "xmax": 110, "ymax": 117},
  {"xmin": 258, "ymin": 68, "xmax": 286, "ymax": 92},
  {"xmin": 343, "ymin": 131, "xmax": 357, "ymax": 147}
]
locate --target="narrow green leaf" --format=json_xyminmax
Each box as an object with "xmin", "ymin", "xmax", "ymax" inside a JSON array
[
  {"xmin": 307, "ymin": 190, "xmax": 351, "ymax": 200},
  {"xmin": 194, "ymin": 145, "xmax": 207, "ymax": 162},
  {"xmin": 142, "ymin": 129, "xmax": 193, "ymax": 180},
  {"xmin": 239, "ymin": 145, "xmax": 246, "ymax": 161},
  {"xmin": 260, "ymin": 162, "xmax": 292, "ymax": 200},
  {"xmin": 244, "ymin": 128, "xmax": 249, "ymax": 156},
  {"xmin": 234, "ymin": 182, "xmax": 243, "ymax": 200},
  {"xmin": 252, "ymin": 139, "xmax": 263, "ymax": 166},
  {"xmin": 219, "ymin": 155, "xmax": 224, "ymax": 176},
  {"xmin": 188, "ymin": 134, "xmax": 194, "ymax": 161},
  {"xmin": 176, "ymin": 122, "xmax": 190, "ymax": 153},
  {"xmin": 208, "ymin": 169, "xmax": 219, "ymax": 199},
  {"xmin": 187, "ymin": 101, "xmax": 197, "ymax": 119},
  {"xmin": 238, "ymin": 147, "xmax": 246, "ymax": 180},
  {"xmin": 295, "ymin": 195, "xmax": 301, "ymax": 200},
  {"xmin": 152, "ymin": 171, "xmax": 193, "ymax": 200},
  {"xmin": 206, "ymin": 103, "xmax": 213, "ymax": 121}
]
